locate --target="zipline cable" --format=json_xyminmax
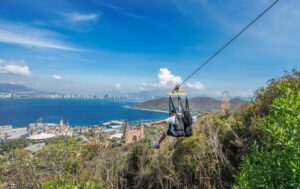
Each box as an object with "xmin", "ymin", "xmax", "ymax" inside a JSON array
[{"xmin": 177, "ymin": 0, "xmax": 280, "ymax": 89}]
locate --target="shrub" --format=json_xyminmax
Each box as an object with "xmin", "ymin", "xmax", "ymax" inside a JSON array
[
  {"xmin": 234, "ymin": 86, "xmax": 300, "ymax": 188},
  {"xmin": 0, "ymin": 138, "xmax": 31, "ymax": 153}
]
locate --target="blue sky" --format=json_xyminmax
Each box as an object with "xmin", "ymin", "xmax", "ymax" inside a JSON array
[{"xmin": 0, "ymin": 0, "xmax": 299, "ymax": 96}]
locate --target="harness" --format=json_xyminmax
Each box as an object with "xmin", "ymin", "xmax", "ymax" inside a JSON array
[{"xmin": 167, "ymin": 96, "xmax": 193, "ymax": 137}]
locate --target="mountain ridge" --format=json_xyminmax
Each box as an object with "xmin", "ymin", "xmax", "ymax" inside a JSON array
[
  {"xmin": 0, "ymin": 83, "xmax": 36, "ymax": 93},
  {"xmin": 134, "ymin": 97, "xmax": 247, "ymax": 113}
]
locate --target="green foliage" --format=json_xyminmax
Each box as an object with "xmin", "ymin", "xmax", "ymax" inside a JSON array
[
  {"xmin": 42, "ymin": 179, "xmax": 101, "ymax": 189},
  {"xmin": 0, "ymin": 138, "xmax": 31, "ymax": 153},
  {"xmin": 0, "ymin": 149, "xmax": 39, "ymax": 188},
  {"xmin": 35, "ymin": 137, "xmax": 82, "ymax": 179},
  {"xmin": 83, "ymin": 129, "xmax": 94, "ymax": 139},
  {"xmin": 219, "ymin": 70, "xmax": 300, "ymax": 180},
  {"xmin": 123, "ymin": 141, "xmax": 152, "ymax": 187},
  {"xmin": 43, "ymin": 178, "xmax": 101, "ymax": 189},
  {"xmin": 235, "ymin": 86, "xmax": 300, "ymax": 188},
  {"xmin": 45, "ymin": 135, "xmax": 79, "ymax": 145},
  {"xmin": 80, "ymin": 142, "xmax": 103, "ymax": 161}
]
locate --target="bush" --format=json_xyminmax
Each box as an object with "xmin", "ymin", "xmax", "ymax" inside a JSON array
[
  {"xmin": 234, "ymin": 86, "xmax": 300, "ymax": 188},
  {"xmin": 0, "ymin": 138, "xmax": 31, "ymax": 153}
]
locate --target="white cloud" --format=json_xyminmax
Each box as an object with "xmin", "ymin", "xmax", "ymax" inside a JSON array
[
  {"xmin": 115, "ymin": 83, "xmax": 121, "ymax": 89},
  {"xmin": 0, "ymin": 59, "xmax": 32, "ymax": 77},
  {"xmin": 139, "ymin": 82, "xmax": 148, "ymax": 91},
  {"xmin": 0, "ymin": 64, "xmax": 32, "ymax": 76},
  {"xmin": 139, "ymin": 68, "xmax": 207, "ymax": 93},
  {"xmin": 186, "ymin": 81, "xmax": 205, "ymax": 90},
  {"xmin": 140, "ymin": 68, "xmax": 182, "ymax": 91},
  {"xmin": 0, "ymin": 21, "xmax": 77, "ymax": 51},
  {"xmin": 53, "ymin": 74, "xmax": 62, "ymax": 80},
  {"xmin": 64, "ymin": 12, "xmax": 98, "ymax": 22},
  {"xmin": 158, "ymin": 68, "xmax": 182, "ymax": 86}
]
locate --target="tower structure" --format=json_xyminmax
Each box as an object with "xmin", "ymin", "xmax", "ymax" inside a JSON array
[
  {"xmin": 221, "ymin": 90, "xmax": 230, "ymax": 114},
  {"xmin": 123, "ymin": 121, "xmax": 145, "ymax": 144}
]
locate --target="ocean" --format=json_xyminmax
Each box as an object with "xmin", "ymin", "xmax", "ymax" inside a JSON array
[{"xmin": 0, "ymin": 99, "xmax": 168, "ymax": 128}]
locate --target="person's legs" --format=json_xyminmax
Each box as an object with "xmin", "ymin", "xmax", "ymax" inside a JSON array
[
  {"xmin": 153, "ymin": 132, "xmax": 166, "ymax": 149},
  {"xmin": 158, "ymin": 132, "xmax": 166, "ymax": 144}
]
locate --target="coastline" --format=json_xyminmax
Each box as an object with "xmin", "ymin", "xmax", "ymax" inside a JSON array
[{"xmin": 124, "ymin": 105, "xmax": 169, "ymax": 114}]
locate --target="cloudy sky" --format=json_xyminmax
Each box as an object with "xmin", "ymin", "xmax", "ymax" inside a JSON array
[{"xmin": 0, "ymin": 0, "xmax": 299, "ymax": 96}]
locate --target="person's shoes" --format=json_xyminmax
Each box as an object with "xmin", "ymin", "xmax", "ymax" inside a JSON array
[{"xmin": 153, "ymin": 143, "xmax": 160, "ymax": 149}]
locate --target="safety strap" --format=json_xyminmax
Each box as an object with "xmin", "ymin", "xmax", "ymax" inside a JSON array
[
  {"xmin": 169, "ymin": 97, "xmax": 177, "ymax": 114},
  {"xmin": 185, "ymin": 97, "xmax": 190, "ymax": 111},
  {"xmin": 178, "ymin": 97, "xmax": 185, "ymax": 114},
  {"xmin": 170, "ymin": 96, "xmax": 190, "ymax": 114}
]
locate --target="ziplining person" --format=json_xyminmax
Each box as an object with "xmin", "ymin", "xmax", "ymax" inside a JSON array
[
  {"xmin": 148, "ymin": 110, "xmax": 206, "ymax": 149},
  {"xmin": 146, "ymin": 84, "xmax": 207, "ymax": 149}
]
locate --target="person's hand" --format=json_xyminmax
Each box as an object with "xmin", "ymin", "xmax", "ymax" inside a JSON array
[
  {"xmin": 145, "ymin": 123, "xmax": 151, "ymax": 127},
  {"xmin": 171, "ymin": 84, "xmax": 180, "ymax": 93},
  {"xmin": 196, "ymin": 112, "xmax": 208, "ymax": 118}
]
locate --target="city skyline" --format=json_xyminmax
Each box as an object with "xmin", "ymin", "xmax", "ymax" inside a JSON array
[{"xmin": 0, "ymin": 0, "xmax": 299, "ymax": 97}]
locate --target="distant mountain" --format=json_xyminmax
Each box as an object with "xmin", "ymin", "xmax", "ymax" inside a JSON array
[
  {"xmin": 230, "ymin": 98, "xmax": 249, "ymax": 107},
  {"xmin": 189, "ymin": 97, "xmax": 220, "ymax": 112},
  {"xmin": 0, "ymin": 83, "xmax": 36, "ymax": 93},
  {"xmin": 0, "ymin": 83, "xmax": 63, "ymax": 99},
  {"xmin": 134, "ymin": 97, "xmax": 247, "ymax": 113}
]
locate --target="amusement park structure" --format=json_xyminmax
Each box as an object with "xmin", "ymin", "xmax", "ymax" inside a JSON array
[{"xmin": 221, "ymin": 90, "xmax": 230, "ymax": 114}]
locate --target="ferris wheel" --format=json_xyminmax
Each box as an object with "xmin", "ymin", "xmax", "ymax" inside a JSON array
[{"xmin": 221, "ymin": 90, "xmax": 230, "ymax": 114}]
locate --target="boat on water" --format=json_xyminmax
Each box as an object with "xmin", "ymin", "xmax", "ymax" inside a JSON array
[{"xmin": 102, "ymin": 120, "xmax": 125, "ymax": 129}]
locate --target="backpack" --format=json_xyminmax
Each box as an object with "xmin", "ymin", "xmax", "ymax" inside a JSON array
[{"xmin": 167, "ymin": 97, "xmax": 193, "ymax": 137}]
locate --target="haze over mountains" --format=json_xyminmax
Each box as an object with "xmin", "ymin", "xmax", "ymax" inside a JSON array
[
  {"xmin": 0, "ymin": 83, "xmax": 60, "ymax": 98},
  {"xmin": 0, "ymin": 83, "xmax": 35, "ymax": 93},
  {"xmin": 134, "ymin": 97, "xmax": 247, "ymax": 113}
]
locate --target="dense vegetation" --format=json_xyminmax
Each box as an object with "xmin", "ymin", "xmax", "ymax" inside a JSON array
[
  {"xmin": 0, "ymin": 70, "xmax": 299, "ymax": 188},
  {"xmin": 0, "ymin": 138, "xmax": 31, "ymax": 154},
  {"xmin": 235, "ymin": 85, "xmax": 300, "ymax": 188}
]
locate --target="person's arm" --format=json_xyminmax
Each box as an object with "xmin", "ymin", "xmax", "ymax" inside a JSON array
[
  {"xmin": 171, "ymin": 84, "xmax": 180, "ymax": 93},
  {"xmin": 192, "ymin": 113, "xmax": 209, "ymax": 122},
  {"xmin": 196, "ymin": 112, "xmax": 208, "ymax": 119},
  {"xmin": 149, "ymin": 120, "xmax": 167, "ymax": 126}
]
